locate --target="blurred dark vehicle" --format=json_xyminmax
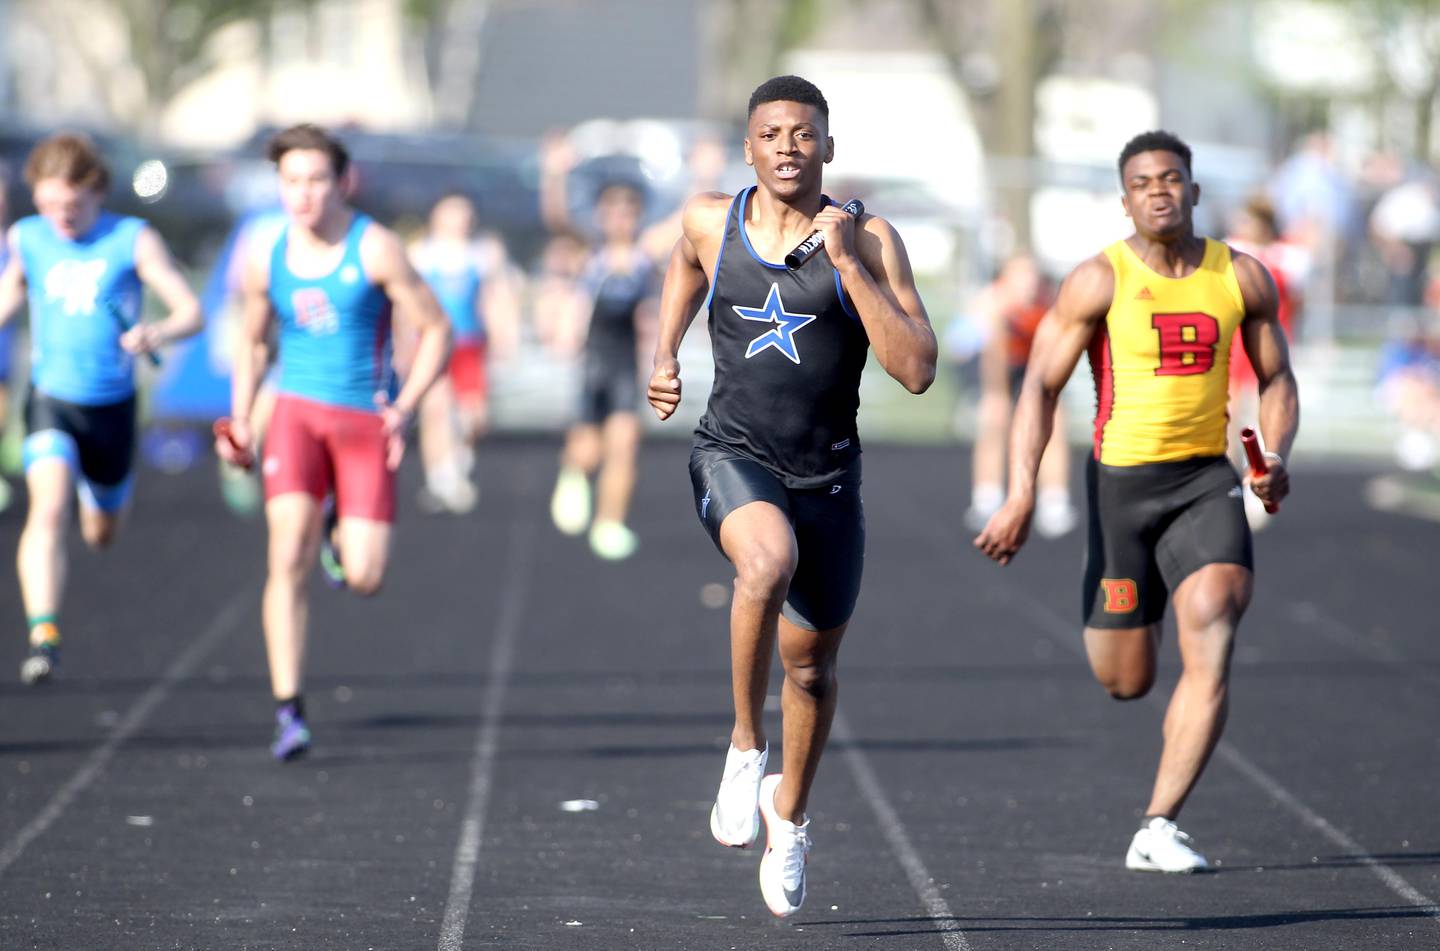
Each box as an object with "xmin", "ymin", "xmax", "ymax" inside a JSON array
[{"xmin": 0, "ymin": 123, "xmax": 545, "ymax": 267}]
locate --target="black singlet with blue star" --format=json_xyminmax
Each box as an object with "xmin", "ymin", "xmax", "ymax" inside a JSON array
[{"xmin": 694, "ymin": 186, "xmax": 870, "ymax": 489}]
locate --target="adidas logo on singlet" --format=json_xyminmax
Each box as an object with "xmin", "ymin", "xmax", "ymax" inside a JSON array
[{"xmin": 1135, "ymin": 287, "xmax": 1155, "ymax": 301}]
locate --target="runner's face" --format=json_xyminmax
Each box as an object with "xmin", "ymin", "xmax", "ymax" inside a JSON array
[
  {"xmin": 1121, "ymin": 150, "xmax": 1198, "ymax": 240},
  {"xmin": 596, "ymin": 186, "xmax": 642, "ymax": 243},
  {"xmin": 430, "ymin": 196, "xmax": 475, "ymax": 240},
  {"xmin": 32, "ymin": 178, "xmax": 103, "ymax": 240},
  {"xmin": 744, "ymin": 101, "xmax": 832, "ymax": 199},
  {"xmin": 277, "ymin": 149, "xmax": 343, "ymax": 229}
]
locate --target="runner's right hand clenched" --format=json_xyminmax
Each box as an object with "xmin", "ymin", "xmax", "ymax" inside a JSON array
[
  {"xmin": 974, "ymin": 496, "xmax": 1033, "ymax": 566},
  {"xmin": 648, "ymin": 358, "xmax": 682, "ymax": 421}
]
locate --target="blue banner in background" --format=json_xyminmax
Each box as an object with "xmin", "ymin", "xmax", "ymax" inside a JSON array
[{"xmin": 150, "ymin": 208, "xmax": 285, "ymax": 421}]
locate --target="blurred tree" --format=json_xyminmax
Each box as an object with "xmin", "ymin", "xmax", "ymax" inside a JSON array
[
  {"xmin": 920, "ymin": 0, "xmax": 1063, "ymax": 251},
  {"xmin": 699, "ymin": 0, "xmax": 821, "ymax": 120},
  {"xmin": 1330, "ymin": 0, "xmax": 1440, "ymax": 161},
  {"xmin": 18, "ymin": 0, "xmax": 450, "ymax": 137},
  {"xmin": 17, "ymin": 0, "xmax": 305, "ymax": 135}
]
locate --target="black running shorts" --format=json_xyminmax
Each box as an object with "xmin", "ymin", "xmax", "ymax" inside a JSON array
[
  {"xmin": 24, "ymin": 390, "xmax": 137, "ymax": 489},
  {"xmin": 689, "ymin": 442, "xmax": 864, "ymax": 631},
  {"xmin": 1082, "ymin": 454, "xmax": 1252, "ymax": 629},
  {"xmin": 577, "ymin": 351, "xmax": 639, "ymax": 425}
]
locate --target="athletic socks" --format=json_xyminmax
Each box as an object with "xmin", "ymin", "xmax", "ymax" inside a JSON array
[
  {"xmin": 276, "ymin": 695, "xmax": 306, "ymax": 721},
  {"xmin": 28, "ymin": 617, "xmax": 60, "ymax": 648}
]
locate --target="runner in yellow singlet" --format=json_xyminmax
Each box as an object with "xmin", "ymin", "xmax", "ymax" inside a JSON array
[{"xmin": 975, "ymin": 130, "xmax": 1300, "ymax": 873}]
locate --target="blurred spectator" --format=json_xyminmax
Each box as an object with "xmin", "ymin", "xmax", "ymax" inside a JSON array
[
  {"xmin": 963, "ymin": 252, "xmax": 1076, "ymax": 538},
  {"xmin": 1225, "ymin": 194, "xmax": 1304, "ymax": 528},
  {"xmin": 1270, "ymin": 132, "xmax": 1356, "ymax": 248},
  {"xmin": 1377, "ymin": 316, "xmax": 1440, "ymax": 471},
  {"xmin": 1369, "ymin": 173, "xmax": 1440, "ymax": 308},
  {"xmin": 640, "ymin": 134, "xmax": 728, "ymax": 263}
]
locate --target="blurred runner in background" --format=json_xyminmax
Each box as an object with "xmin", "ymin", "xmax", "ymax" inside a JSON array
[
  {"xmin": 540, "ymin": 135, "xmax": 656, "ymax": 561},
  {"xmin": 965, "ymin": 252, "xmax": 1076, "ymax": 538},
  {"xmin": 409, "ymin": 192, "xmax": 519, "ymax": 514},
  {"xmin": 0, "ymin": 132, "xmax": 202, "ymax": 684}
]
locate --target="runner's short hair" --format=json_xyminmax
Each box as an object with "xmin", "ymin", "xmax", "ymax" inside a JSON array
[
  {"xmin": 748, "ymin": 75, "xmax": 829, "ymax": 120},
  {"xmin": 25, "ymin": 133, "xmax": 110, "ymax": 192},
  {"xmin": 1117, "ymin": 130, "xmax": 1192, "ymax": 182},
  {"xmin": 266, "ymin": 124, "xmax": 350, "ymax": 178}
]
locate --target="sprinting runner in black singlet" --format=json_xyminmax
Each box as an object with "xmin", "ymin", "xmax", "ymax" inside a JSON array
[{"xmin": 646, "ymin": 75, "xmax": 937, "ymax": 919}]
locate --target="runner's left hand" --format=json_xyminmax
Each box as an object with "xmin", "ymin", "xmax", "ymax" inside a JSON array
[{"xmin": 375, "ymin": 393, "xmax": 413, "ymax": 472}]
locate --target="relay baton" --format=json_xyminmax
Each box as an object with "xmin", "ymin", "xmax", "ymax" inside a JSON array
[
  {"xmin": 784, "ymin": 199, "xmax": 865, "ymax": 270},
  {"xmin": 1240, "ymin": 426, "xmax": 1277, "ymax": 514},
  {"xmin": 104, "ymin": 298, "xmax": 162, "ymax": 367},
  {"xmin": 213, "ymin": 418, "xmax": 255, "ymax": 471}
]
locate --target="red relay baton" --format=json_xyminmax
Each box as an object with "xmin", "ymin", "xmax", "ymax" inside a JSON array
[
  {"xmin": 213, "ymin": 418, "xmax": 255, "ymax": 471},
  {"xmin": 1239, "ymin": 427, "xmax": 1277, "ymax": 514}
]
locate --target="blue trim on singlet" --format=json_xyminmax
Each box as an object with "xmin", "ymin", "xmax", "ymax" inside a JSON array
[
  {"xmin": 833, "ymin": 269, "xmax": 860, "ymax": 322},
  {"xmin": 702, "ymin": 192, "xmax": 744, "ymax": 314},
  {"xmin": 736, "ymin": 187, "xmax": 789, "ymax": 271}
]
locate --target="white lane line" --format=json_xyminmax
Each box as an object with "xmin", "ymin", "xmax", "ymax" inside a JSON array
[
  {"xmin": 834, "ymin": 710, "xmax": 973, "ymax": 951},
  {"xmin": 0, "ymin": 586, "xmax": 252, "ymax": 877},
  {"xmin": 437, "ymin": 515, "xmax": 537, "ymax": 951},
  {"xmin": 1284, "ymin": 601, "xmax": 1440, "ymax": 688},
  {"xmin": 1214, "ymin": 745, "xmax": 1440, "ymax": 916},
  {"xmin": 1007, "ymin": 593, "xmax": 1440, "ymax": 922}
]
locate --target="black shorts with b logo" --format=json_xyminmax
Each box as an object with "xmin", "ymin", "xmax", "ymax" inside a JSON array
[{"xmin": 1082, "ymin": 454, "xmax": 1253, "ymax": 629}]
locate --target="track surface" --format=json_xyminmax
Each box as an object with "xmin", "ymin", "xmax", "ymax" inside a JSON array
[{"xmin": 0, "ymin": 440, "xmax": 1436, "ymax": 950}]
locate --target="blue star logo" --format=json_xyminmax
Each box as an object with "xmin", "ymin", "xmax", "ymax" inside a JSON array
[{"xmin": 733, "ymin": 283, "xmax": 816, "ymax": 365}]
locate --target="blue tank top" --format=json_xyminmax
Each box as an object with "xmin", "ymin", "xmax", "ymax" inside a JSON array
[
  {"xmin": 416, "ymin": 240, "xmax": 484, "ymax": 343},
  {"xmin": 17, "ymin": 212, "xmax": 145, "ymax": 405},
  {"xmin": 270, "ymin": 213, "xmax": 393, "ymax": 411}
]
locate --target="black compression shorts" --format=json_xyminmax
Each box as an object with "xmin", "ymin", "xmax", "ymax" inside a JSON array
[
  {"xmin": 577, "ymin": 352, "xmax": 638, "ymax": 425},
  {"xmin": 1082, "ymin": 454, "xmax": 1252, "ymax": 629},
  {"xmin": 24, "ymin": 390, "xmax": 137, "ymax": 490},
  {"xmin": 689, "ymin": 441, "xmax": 864, "ymax": 631}
]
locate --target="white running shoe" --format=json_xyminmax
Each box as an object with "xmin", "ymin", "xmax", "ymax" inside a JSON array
[
  {"xmin": 1125, "ymin": 816, "xmax": 1209, "ymax": 873},
  {"xmin": 588, "ymin": 520, "xmax": 638, "ymax": 561},
  {"xmin": 757, "ymin": 773, "xmax": 810, "ymax": 917},
  {"xmin": 1034, "ymin": 493, "xmax": 1078, "ymax": 538},
  {"xmin": 709, "ymin": 743, "xmax": 767, "ymax": 847},
  {"xmin": 550, "ymin": 467, "xmax": 591, "ymax": 536}
]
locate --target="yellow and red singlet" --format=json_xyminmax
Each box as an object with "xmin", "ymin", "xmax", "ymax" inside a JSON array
[{"xmin": 1089, "ymin": 238, "xmax": 1246, "ymax": 466}]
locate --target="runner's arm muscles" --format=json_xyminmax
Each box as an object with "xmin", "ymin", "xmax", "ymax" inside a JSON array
[
  {"xmin": 1006, "ymin": 257, "xmax": 1111, "ymax": 505},
  {"xmin": 844, "ymin": 217, "xmax": 936, "ymax": 393},
  {"xmin": 652, "ymin": 195, "xmax": 725, "ymax": 367},
  {"xmin": 231, "ymin": 252, "xmax": 275, "ymax": 425},
  {"xmin": 366, "ymin": 226, "xmax": 452, "ymax": 417},
  {"xmin": 0, "ymin": 227, "xmax": 25, "ymax": 328},
  {"xmin": 1235, "ymin": 252, "xmax": 1299, "ymax": 460},
  {"xmin": 133, "ymin": 225, "xmax": 203, "ymax": 343}
]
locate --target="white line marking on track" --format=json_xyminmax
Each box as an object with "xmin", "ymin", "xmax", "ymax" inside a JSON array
[
  {"xmin": 834, "ymin": 710, "xmax": 973, "ymax": 951},
  {"xmin": 1284, "ymin": 601, "xmax": 1440, "ymax": 688},
  {"xmin": 437, "ymin": 516, "xmax": 537, "ymax": 951},
  {"xmin": 0, "ymin": 587, "xmax": 252, "ymax": 877},
  {"xmin": 1008, "ymin": 593, "xmax": 1440, "ymax": 923}
]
